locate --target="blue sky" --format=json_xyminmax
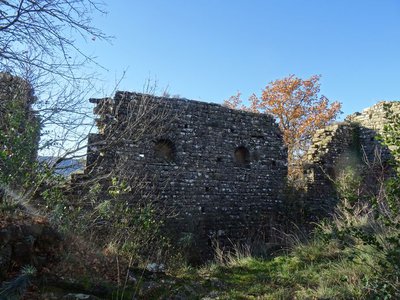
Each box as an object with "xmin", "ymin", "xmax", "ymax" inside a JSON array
[{"xmin": 85, "ymin": 0, "xmax": 400, "ymax": 117}]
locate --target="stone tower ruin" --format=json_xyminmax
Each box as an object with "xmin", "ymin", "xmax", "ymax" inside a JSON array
[{"xmin": 82, "ymin": 91, "xmax": 288, "ymax": 258}]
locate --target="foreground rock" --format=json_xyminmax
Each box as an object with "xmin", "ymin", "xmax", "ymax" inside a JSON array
[{"xmin": 0, "ymin": 214, "xmax": 62, "ymax": 281}]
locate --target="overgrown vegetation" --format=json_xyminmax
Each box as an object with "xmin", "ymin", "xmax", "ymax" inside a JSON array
[
  {"xmin": 0, "ymin": 266, "xmax": 36, "ymax": 300},
  {"xmin": 44, "ymin": 175, "xmax": 171, "ymax": 259}
]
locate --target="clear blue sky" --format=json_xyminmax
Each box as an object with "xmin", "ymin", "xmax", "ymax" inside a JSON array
[{"xmin": 85, "ymin": 0, "xmax": 400, "ymax": 117}]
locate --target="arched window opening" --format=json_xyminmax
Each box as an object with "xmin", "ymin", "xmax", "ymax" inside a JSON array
[
  {"xmin": 154, "ymin": 139, "xmax": 175, "ymax": 162},
  {"xmin": 234, "ymin": 146, "xmax": 250, "ymax": 167}
]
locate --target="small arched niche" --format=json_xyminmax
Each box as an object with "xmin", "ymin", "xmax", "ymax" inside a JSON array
[
  {"xmin": 234, "ymin": 146, "xmax": 250, "ymax": 167},
  {"xmin": 154, "ymin": 139, "xmax": 175, "ymax": 162}
]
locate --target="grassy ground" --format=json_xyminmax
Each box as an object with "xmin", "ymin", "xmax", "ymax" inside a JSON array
[
  {"xmin": 161, "ymin": 237, "xmax": 376, "ymax": 299},
  {"xmin": 194, "ymin": 243, "xmax": 376, "ymax": 299}
]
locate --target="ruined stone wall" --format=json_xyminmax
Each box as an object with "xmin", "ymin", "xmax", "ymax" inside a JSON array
[
  {"xmin": 84, "ymin": 92, "xmax": 287, "ymax": 258},
  {"xmin": 0, "ymin": 73, "xmax": 38, "ymax": 143},
  {"xmin": 346, "ymin": 101, "xmax": 400, "ymax": 164},
  {"xmin": 0, "ymin": 73, "xmax": 39, "ymax": 189},
  {"xmin": 302, "ymin": 123, "xmax": 359, "ymax": 219},
  {"xmin": 302, "ymin": 101, "xmax": 400, "ymax": 219},
  {"xmin": 0, "ymin": 72, "xmax": 37, "ymax": 121},
  {"xmin": 79, "ymin": 88, "xmax": 399, "ymax": 255}
]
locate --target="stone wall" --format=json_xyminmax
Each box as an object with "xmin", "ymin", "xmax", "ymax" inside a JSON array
[
  {"xmin": 77, "ymin": 89, "xmax": 399, "ymax": 257},
  {"xmin": 301, "ymin": 101, "xmax": 400, "ymax": 219},
  {"xmin": 346, "ymin": 101, "xmax": 400, "ymax": 164},
  {"xmin": 302, "ymin": 123, "xmax": 359, "ymax": 219},
  {"xmin": 0, "ymin": 72, "xmax": 38, "ymax": 141},
  {"xmin": 0, "ymin": 73, "xmax": 39, "ymax": 191},
  {"xmin": 83, "ymin": 92, "xmax": 287, "ymax": 258}
]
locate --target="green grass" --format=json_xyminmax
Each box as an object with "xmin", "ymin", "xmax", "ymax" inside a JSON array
[{"xmin": 162, "ymin": 234, "xmax": 379, "ymax": 299}]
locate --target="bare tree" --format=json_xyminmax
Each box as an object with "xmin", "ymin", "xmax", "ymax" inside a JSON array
[
  {"xmin": 0, "ymin": 0, "xmax": 110, "ymax": 163},
  {"xmin": 0, "ymin": 0, "xmax": 107, "ymax": 78}
]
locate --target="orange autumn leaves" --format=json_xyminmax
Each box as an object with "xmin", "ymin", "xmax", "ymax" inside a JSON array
[{"xmin": 224, "ymin": 75, "xmax": 341, "ymax": 161}]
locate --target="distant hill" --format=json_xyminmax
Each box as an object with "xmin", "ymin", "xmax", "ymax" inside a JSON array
[{"xmin": 38, "ymin": 156, "xmax": 85, "ymax": 176}]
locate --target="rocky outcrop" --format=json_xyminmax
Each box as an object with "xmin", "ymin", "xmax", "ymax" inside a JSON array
[{"xmin": 0, "ymin": 215, "xmax": 62, "ymax": 281}]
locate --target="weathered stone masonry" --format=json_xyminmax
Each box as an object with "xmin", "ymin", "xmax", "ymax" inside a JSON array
[
  {"xmin": 84, "ymin": 92, "xmax": 287, "ymax": 256},
  {"xmin": 0, "ymin": 73, "xmax": 39, "ymax": 195},
  {"xmin": 346, "ymin": 101, "xmax": 400, "ymax": 163},
  {"xmin": 302, "ymin": 101, "xmax": 400, "ymax": 219},
  {"xmin": 0, "ymin": 72, "xmax": 39, "ymax": 161},
  {"xmin": 79, "ymin": 89, "xmax": 399, "ymax": 256}
]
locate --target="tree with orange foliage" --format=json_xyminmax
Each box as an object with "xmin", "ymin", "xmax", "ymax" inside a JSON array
[{"xmin": 224, "ymin": 75, "xmax": 341, "ymax": 163}]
